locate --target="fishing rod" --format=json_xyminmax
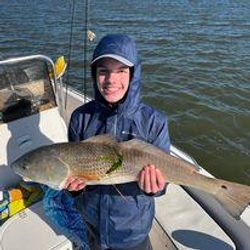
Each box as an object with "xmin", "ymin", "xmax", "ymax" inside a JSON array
[
  {"xmin": 64, "ymin": 0, "xmax": 76, "ymax": 110},
  {"xmin": 83, "ymin": 0, "xmax": 89, "ymax": 103}
]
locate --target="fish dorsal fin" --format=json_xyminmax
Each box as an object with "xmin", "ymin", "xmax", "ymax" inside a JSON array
[
  {"xmin": 83, "ymin": 134, "xmax": 118, "ymax": 146},
  {"xmin": 120, "ymin": 139, "xmax": 165, "ymax": 156},
  {"xmin": 120, "ymin": 139, "xmax": 198, "ymax": 171},
  {"xmin": 120, "ymin": 139, "xmax": 149, "ymax": 149}
]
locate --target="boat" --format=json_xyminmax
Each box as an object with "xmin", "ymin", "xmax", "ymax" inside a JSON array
[{"xmin": 0, "ymin": 54, "xmax": 250, "ymax": 250}]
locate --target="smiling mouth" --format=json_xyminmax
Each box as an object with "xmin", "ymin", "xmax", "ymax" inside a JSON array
[{"xmin": 103, "ymin": 87, "xmax": 120, "ymax": 94}]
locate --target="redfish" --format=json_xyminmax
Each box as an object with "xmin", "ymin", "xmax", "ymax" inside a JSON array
[{"xmin": 11, "ymin": 134, "xmax": 250, "ymax": 219}]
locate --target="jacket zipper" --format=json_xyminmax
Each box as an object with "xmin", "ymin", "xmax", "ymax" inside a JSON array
[{"xmin": 113, "ymin": 112, "xmax": 118, "ymax": 137}]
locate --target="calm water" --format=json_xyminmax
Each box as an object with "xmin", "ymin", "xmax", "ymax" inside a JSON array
[{"xmin": 1, "ymin": 0, "xmax": 250, "ymax": 184}]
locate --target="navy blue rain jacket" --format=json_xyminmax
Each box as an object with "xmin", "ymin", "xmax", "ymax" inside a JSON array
[{"xmin": 68, "ymin": 34, "xmax": 171, "ymax": 249}]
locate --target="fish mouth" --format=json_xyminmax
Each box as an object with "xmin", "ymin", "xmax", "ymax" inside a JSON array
[
  {"xmin": 10, "ymin": 162, "xmax": 28, "ymax": 180},
  {"xmin": 12, "ymin": 168, "xmax": 30, "ymax": 181}
]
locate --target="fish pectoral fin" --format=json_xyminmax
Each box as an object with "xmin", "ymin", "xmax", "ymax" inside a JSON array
[{"xmin": 82, "ymin": 134, "xmax": 118, "ymax": 146}]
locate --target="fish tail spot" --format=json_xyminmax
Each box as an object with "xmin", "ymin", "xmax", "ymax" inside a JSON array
[{"xmin": 221, "ymin": 185, "xmax": 228, "ymax": 190}]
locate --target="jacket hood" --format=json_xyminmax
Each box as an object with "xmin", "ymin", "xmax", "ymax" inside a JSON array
[{"xmin": 91, "ymin": 34, "xmax": 141, "ymax": 116}]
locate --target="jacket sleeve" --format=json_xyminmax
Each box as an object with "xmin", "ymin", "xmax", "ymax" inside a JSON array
[
  {"xmin": 68, "ymin": 109, "xmax": 83, "ymax": 142},
  {"xmin": 149, "ymin": 115, "xmax": 171, "ymax": 197},
  {"xmin": 68, "ymin": 102, "xmax": 94, "ymax": 142},
  {"xmin": 151, "ymin": 118, "xmax": 171, "ymax": 153}
]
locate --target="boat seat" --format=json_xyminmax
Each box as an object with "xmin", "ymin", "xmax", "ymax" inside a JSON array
[{"xmin": 0, "ymin": 201, "xmax": 72, "ymax": 250}]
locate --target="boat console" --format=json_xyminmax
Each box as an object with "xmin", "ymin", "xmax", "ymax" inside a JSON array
[{"xmin": 0, "ymin": 57, "xmax": 56, "ymax": 124}]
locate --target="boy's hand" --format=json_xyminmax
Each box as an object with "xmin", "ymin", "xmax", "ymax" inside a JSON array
[
  {"xmin": 138, "ymin": 164, "xmax": 166, "ymax": 194},
  {"xmin": 64, "ymin": 176, "xmax": 87, "ymax": 191}
]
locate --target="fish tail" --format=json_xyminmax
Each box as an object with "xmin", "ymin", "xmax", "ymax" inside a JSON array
[{"xmin": 213, "ymin": 179, "xmax": 250, "ymax": 219}]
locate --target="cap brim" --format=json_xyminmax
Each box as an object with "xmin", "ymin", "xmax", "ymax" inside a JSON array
[{"xmin": 91, "ymin": 54, "xmax": 134, "ymax": 67}]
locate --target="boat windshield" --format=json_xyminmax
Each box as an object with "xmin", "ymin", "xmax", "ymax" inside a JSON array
[{"xmin": 0, "ymin": 58, "xmax": 56, "ymax": 123}]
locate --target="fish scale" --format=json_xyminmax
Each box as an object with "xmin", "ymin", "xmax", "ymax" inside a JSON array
[{"xmin": 60, "ymin": 142, "xmax": 120, "ymax": 179}]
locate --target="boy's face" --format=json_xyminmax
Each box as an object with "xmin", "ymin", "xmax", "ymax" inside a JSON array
[{"xmin": 96, "ymin": 58, "xmax": 130, "ymax": 104}]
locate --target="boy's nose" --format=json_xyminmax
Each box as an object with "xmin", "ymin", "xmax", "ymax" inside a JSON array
[{"xmin": 106, "ymin": 71, "xmax": 118, "ymax": 82}]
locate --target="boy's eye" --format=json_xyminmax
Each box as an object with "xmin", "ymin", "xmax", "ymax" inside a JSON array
[
  {"xmin": 97, "ymin": 68, "xmax": 129, "ymax": 75},
  {"xmin": 98, "ymin": 69, "xmax": 108, "ymax": 74}
]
